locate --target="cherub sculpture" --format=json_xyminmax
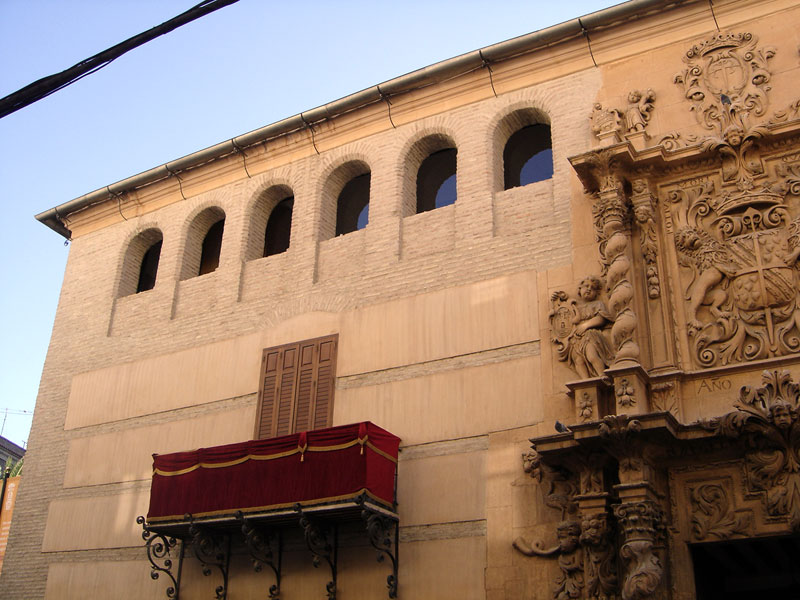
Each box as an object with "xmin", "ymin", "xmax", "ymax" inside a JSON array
[
  {"xmin": 550, "ymin": 276, "xmax": 615, "ymax": 379},
  {"xmin": 624, "ymin": 89, "xmax": 656, "ymax": 133}
]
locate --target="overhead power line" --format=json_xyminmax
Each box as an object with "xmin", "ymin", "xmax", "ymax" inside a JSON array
[{"xmin": 0, "ymin": 0, "xmax": 240, "ymax": 120}]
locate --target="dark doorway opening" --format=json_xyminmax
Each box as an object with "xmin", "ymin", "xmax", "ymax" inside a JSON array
[{"xmin": 691, "ymin": 535, "xmax": 800, "ymax": 599}]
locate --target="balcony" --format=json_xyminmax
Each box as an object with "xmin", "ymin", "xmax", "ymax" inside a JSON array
[{"xmin": 138, "ymin": 422, "xmax": 400, "ymax": 599}]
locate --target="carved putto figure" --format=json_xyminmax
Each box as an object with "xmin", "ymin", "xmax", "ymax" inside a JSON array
[
  {"xmin": 623, "ymin": 89, "xmax": 655, "ymax": 134},
  {"xmin": 550, "ymin": 277, "xmax": 615, "ymax": 379}
]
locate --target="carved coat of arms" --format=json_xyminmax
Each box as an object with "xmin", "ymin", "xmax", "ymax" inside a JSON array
[{"xmin": 663, "ymin": 32, "xmax": 800, "ymax": 367}]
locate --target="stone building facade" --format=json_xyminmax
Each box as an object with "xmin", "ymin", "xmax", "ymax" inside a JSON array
[{"xmin": 6, "ymin": 0, "xmax": 800, "ymax": 598}]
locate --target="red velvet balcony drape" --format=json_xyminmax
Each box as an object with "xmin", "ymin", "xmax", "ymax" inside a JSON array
[{"xmin": 147, "ymin": 422, "xmax": 400, "ymax": 521}]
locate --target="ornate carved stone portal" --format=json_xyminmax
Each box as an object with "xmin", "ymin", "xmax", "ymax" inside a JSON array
[{"xmin": 528, "ymin": 27, "xmax": 800, "ymax": 600}]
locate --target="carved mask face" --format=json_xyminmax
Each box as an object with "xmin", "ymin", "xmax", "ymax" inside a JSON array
[
  {"xmin": 579, "ymin": 516, "xmax": 607, "ymax": 545},
  {"xmin": 771, "ymin": 404, "xmax": 793, "ymax": 430},
  {"xmin": 557, "ymin": 522, "xmax": 581, "ymax": 553}
]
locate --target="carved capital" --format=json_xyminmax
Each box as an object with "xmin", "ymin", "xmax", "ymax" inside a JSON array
[{"xmin": 613, "ymin": 502, "xmax": 663, "ymax": 600}]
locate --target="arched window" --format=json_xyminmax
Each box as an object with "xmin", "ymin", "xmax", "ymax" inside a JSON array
[
  {"xmin": 180, "ymin": 206, "xmax": 226, "ymax": 280},
  {"xmin": 416, "ymin": 148, "xmax": 457, "ymax": 214},
  {"xmin": 335, "ymin": 173, "xmax": 370, "ymax": 236},
  {"xmin": 137, "ymin": 239, "xmax": 162, "ymax": 293},
  {"xmin": 503, "ymin": 124, "xmax": 552, "ymax": 189},
  {"xmin": 118, "ymin": 228, "xmax": 163, "ymax": 298},
  {"xmin": 199, "ymin": 218, "xmax": 224, "ymax": 276},
  {"xmin": 264, "ymin": 197, "xmax": 293, "ymax": 257}
]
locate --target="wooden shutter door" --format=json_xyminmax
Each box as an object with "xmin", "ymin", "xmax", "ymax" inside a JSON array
[
  {"xmin": 293, "ymin": 340, "xmax": 317, "ymax": 433},
  {"xmin": 256, "ymin": 348, "xmax": 281, "ymax": 439},
  {"xmin": 312, "ymin": 336, "xmax": 337, "ymax": 430},
  {"xmin": 274, "ymin": 344, "xmax": 300, "ymax": 436},
  {"xmin": 255, "ymin": 335, "xmax": 337, "ymax": 439}
]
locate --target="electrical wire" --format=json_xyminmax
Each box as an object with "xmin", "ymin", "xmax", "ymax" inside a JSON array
[{"xmin": 0, "ymin": 0, "xmax": 240, "ymax": 119}]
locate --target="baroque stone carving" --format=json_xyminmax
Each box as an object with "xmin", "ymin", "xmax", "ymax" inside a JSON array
[
  {"xmin": 670, "ymin": 174, "xmax": 800, "ymax": 366},
  {"xmin": 578, "ymin": 392, "xmax": 595, "ymax": 422},
  {"xmin": 550, "ymin": 278, "xmax": 615, "ymax": 378},
  {"xmin": 689, "ymin": 482, "xmax": 752, "ymax": 540},
  {"xmin": 514, "ymin": 521, "xmax": 585, "ymax": 600},
  {"xmin": 590, "ymin": 90, "xmax": 656, "ymax": 147},
  {"xmin": 613, "ymin": 502, "xmax": 663, "ymax": 600},
  {"xmin": 631, "ymin": 179, "xmax": 661, "ymax": 298},
  {"xmin": 616, "ymin": 378, "xmax": 636, "ymax": 408},
  {"xmin": 650, "ymin": 381, "xmax": 679, "ymax": 416},
  {"xmin": 589, "ymin": 162, "xmax": 640, "ymax": 366},
  {"xmin": 522, "ymin": 449, "xmax": 578, "ymax": 519},
  {"xmin": 624, "ymin": 90, "xmax": 656, "ymax": 135},
  {"xmin": 517, "ymin": 450, "xmax": 618, "ymax": 599},
  {"xmin": 674, "ymin": 32, "xmax": 775, "ymax": 134},
  {"xmin": 580, "ymin": 513, "xmax": 619, "ymax": 599},
  {"xmin": 591, "ymin": 103, "xmax": 623, "ymax": 143},
  {"xmin": 709, "ymin": 369, "xmax": 800, "ymax": 530}
]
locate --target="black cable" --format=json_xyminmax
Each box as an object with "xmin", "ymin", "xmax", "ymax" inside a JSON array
[
  {"xmin": 165, "ymin": 166, "xmax": 187, "ymax": 200},
  {"xmin": 579, "ymin": 18, "xmax": 598, "ymax": 68},
  {"xmin": 479, "ymin": 50, "xmax": 498, "ymax": 98},
  {"xmin": 708, "ymin": 0, "xmax": 720, "ymax": 31},
  {"xmin": 377, "ymin": 85, "xmax": 396, "ymax": 129},
  {"xmin": 231, "ymin": 139, "xmax": 252, "ymax": 178},
  {"xmin": 301, "ymin": 113, "xmax": 320, "ymax": 155},
  {"xmin": 0, "ymin": 0, "xmax": 240, "ymax": 119}
]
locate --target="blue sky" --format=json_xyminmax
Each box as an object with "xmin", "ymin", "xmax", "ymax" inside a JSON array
[{"xmin": 0, "ymin": 0, "xmax": 614, "ymax": 449}]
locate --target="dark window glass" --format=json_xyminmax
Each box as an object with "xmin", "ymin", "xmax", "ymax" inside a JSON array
[
  {"xmin": 199, "ymin": 218, "xmax": 224, "ymax": 276},
  {"xmin": 416, "ymin": 148, "xmax": 457, "ymax": 213},
  {"xmin": 503, "ymin": 124, "xmax": 553, "ymax": 190},
  {"xmin": 136, "ymin": 240, "xmax": 162, "ymax": 293},
  {"xmin": 335, "ymin": 173, "xmax": 370, "ymax": 236},
  {"xmin": 264, "ymin": 197, "xmax": 293, "ymax": 257}
]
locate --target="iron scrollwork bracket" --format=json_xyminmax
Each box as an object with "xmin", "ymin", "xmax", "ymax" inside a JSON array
[
  {"xmin": 296, "ymin": 504, "xmax": 338, "ymax": 600},
  {"xmin": 188, "ymin": 518, "xmax": 231, "ymax": 600},
  {"xmin": 236, "ymin": 511, "xmax": 283, "ymax": 599},
  {"xmin": 137, "ymin": 515, "xmax": 183, "ymax": 600},
  {"xmin": 357, "ymin": 496, "xmax": 399, "ymax": 599}
]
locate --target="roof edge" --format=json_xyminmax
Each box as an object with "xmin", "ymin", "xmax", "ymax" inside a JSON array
[{"xmin": 36, "ymin": 0, "xmax": 689, "ymax": 238}]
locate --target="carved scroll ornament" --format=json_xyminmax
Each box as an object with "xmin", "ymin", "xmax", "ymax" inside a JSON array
[
  {"xmin": 709, "ymin": 369, "xmax": 800, "ymax": 530},
  {"xmin": 689, "ymin": 482, "xmax": 752, "ymax": 541}
]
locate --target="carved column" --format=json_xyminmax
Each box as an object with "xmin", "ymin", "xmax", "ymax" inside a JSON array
[
  {"xmin": 601, "ymin": 416, "xmax": 666, "ymax": 600},
  {"xmin": 574, "ymin": 455, "xmax": 618, "ymax": 600},
  {"xmin": 592, "ymin": 163, "xmax": 640, "ymax": 367}
]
